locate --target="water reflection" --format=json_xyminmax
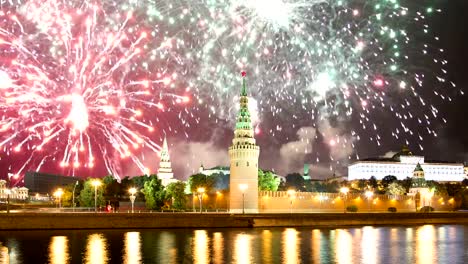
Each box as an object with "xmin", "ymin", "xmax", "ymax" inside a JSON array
[
  {"xmin": 0, "ymin": 225, "xmax": 465, "ymax": 263},
  {"xmin": 123, "ymin": 232, "xmax": 141, "ymax": 264},
  {"xmin": 49, "ymin": 236, "xmax": 69, "ymax": 264},
  {"xmin": 362, "ymin": 227, "xmax": 377, "ymax": 264},
  {"xmin": 234, "ymin": 233, "xmax": 251, "ymax": 264},
  {"xmin": 0, "ymin": 243, "xmax": 8, "ymax": 264},
  {"xmin": 416, "ymin": 225, "xmax": 436, "ymax": 264},
  {"xmin": 84, "ymin": 234, "xmax": 108, "ymax": 264},
  {"xmin": 154, "ymin": 232, "xmax": 177, "ymax": 264},
  {"xmin": 212, "ymin": 232, "xmax": 224, "ymax": 264},
  {"xmin": 262, "ymin": 230, "xmax": 273, "ymax": 264},
  {"xmin": 335, "ymin": 229, "xmax": 353, "ymax": 264},
  {"xmin": 282, "ymin": 228, "xmax": 300, "ymax": 264},
  {"xmin": 194, "ymin": 230, "xmax": 209, "ymax": 264}
]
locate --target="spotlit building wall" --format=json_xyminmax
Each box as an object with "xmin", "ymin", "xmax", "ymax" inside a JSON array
[{"xmin": 348, "ymin": 147, "xmax": 465, "ymax": 182}]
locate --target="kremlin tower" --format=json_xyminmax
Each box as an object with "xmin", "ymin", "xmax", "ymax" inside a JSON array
[
  {"xmin": 157, "ymin": 137, "xmax": 177, "ymax": 187},
  {"xmin": 229, "ymin": 72, "xmax": 260, "ymax": 213}
]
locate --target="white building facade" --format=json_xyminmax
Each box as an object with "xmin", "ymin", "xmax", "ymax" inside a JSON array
[
  {"xmin": 348, "ymin": 147, "xmax": 465, "ymax": 182},
  {"xmin": 0, "ymin": 180, "xmax": 29, "ymax": 200}
]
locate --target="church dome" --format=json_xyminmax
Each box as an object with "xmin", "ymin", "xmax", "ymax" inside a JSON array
[{"xmin": 392, "ymin": 145, "xmax": 413, "ymax": 161}]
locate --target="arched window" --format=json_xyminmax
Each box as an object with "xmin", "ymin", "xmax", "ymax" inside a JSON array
[{"xmin": 247, "ymin": 162, "xmax": 250, "ymax": 166}]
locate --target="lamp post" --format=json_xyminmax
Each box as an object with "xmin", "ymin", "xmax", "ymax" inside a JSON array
[
  {"xmin": 287, "ymin": 189, "xmax": 296, "ymax": 213},
  {"xmin": 54, "ymin": 188, "xmax": 64, "ymax": 209},
  {"xmin": 72, "ymin": 181, "xmax": 78, "ymax": 212},
  {"xmin": 5, "ymin": 189, "xmax": 11, "ymax": 214},
  {"xmin": 239, "ymin": 184, "xmax": 248, "ymax": 214},
  {"xmin": 215, "ymin": 191, "xmax": 222, "ymax": 212},
  {"xmin": 318, "ymin": 194, "xmax": 328, "ymax": 211},
  {"xmin": 6, "ymin": 173, "xmax": 16, "ymax": 214},
  {"xmin": 197, "ymin": 187, "xmax": 205, "ymax": 213},
  {"xmin": 340, "ymin": 187, "xmax": 349, "ymax": 213},
  {"xmin": 365, "ymin": 191, "xmax": 373, "ymax": 212},
  {"xmin": 129, "ymin": 187, "xmax": 137, "ymax": 213},
  {"xmin": 92, "ymin": 180, "xmax": 101, "ymax": 212}
]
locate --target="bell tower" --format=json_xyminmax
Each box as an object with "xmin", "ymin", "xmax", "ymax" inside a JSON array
[{"xmin": 229, "ymin": 72, "xmax": 260, "ymax": 213}]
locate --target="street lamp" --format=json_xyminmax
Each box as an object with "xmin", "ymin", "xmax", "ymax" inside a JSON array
[
  {"xmin": 287, "ymin": 189, "xmax": 296, "ymax": 213},
  {"xmin": 92, "ymin": 179, "xmax": 102, "ymax": 212},
  {"xmin": 365, "ymin": 191, "xmax": 373, "ymax": 212},
  {"xmin": 215, "ymin": 191, "xmax": 222, "ymax": 212},
  {"xmin": 318, "ymin": 194, "xmax": 328, "ymax": 210},
  {"xmin": 239, "ymin": 184, "xmax": 248, "ymax": 214},
  {"xmin": 72, "ymin": 181, "xmax": 79, "ymax": 212},
  {"xmin": 129, "ymin": 187, "xmax": 137, "ymax": 213},
  {"xmin": 54, "ymin": 188, "xmax": 64, "ymax": 209},
  {"xmin": 197, "ymin": 187, "xmax": 205, "ymax": 213},
  {"xmin": 5, "ymin": 189, "xmax": 11, "ymax": 214},
  {"xmin": 340, "ymin": 187, "xmax": 349, "ymax": 213},
  {"xmin": 6, "ymin": 173, "xmax": 16, "ymax": 214}
]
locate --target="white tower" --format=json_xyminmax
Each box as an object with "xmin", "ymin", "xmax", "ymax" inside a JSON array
[
  {"xmin": 157, "ymin": 137, "xmax": 177, "ymax": 186},
  {"xmin": 229, "ymin": 72, "xmax": 260, "ymax": 213}
]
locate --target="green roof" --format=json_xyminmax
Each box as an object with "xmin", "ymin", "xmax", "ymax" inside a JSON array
[{"xmin": 414, "ymin": 163, "xmax": 424, "ymax": 172}]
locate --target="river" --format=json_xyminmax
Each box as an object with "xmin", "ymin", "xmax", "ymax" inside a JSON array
[{"xmin": 0, "ymin": 224, "xmax": 467, "ymax": 263}]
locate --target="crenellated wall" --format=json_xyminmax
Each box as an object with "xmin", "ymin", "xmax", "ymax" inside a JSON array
[{"xmin": 258, "ymin": 191, "xmax": 454, "ymax": 213}]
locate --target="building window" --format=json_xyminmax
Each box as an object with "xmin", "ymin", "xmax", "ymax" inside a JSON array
[
  {"xmin": 236, "ymin": 162, "xmax": 238, "ymax": 167},
  {"xmin": 247, "ymin": 162, "xmax": 249, "ymax": 166}
]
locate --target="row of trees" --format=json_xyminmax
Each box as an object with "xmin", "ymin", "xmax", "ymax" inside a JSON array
[
  {"xmin": 55, "ymin": 175, "xmax": 187, "ymax": 210},
  {"xmin": 55, "ymin": 169, "xmax": 281, "ymax": 210}
]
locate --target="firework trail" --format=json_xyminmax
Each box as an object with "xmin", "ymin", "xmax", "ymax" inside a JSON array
[{"xmin": 0, "ymin": 0, "xmax": 460, "ymax": 179}]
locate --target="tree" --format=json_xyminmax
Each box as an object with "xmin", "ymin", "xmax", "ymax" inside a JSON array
[
  {"xmin": 103, "ymin": 175, "xmax": 121, "ymax": 199},
  {"xmin": 211, "ymin": 172, "xmax": 229, "ymax": 191},
  {"xmin": 78, "ymin": 178, "xmax": 105, "ymax": 207},
  {"xmin": 284, "ymin": 173, "xmax": 306, "ymax": 191},
  {"xmin": 369, "ymin": 176, "xmax": 378, "ymax": 189},
  {"xmin": 59, "ymin": 182, "xmax": 81, "ymax": 207},
  {"xmin": 357, "ymin": 179, "xmax": 369, "ymax": 191},
  {"xmin": 166, "ymin": 182, "xmax": 187, "ymax": 209},
  {"xmin": 400, "ymin": 177, "xmax": 413, "ymax": 193},
  {"xmin": 188, "ymin": 173, "xmax": 214, "ymax": 193},
  {"xmin": 258, "ymin": 170, "xmax": 280, "ymax": 191},
  {"xmin": 381, "ymin": 175, "xmax": 398, "ymax": 188},
  {"xmin": 142, "ymin": 176, "xmax": 166, "ymax": 209},
  {"xmin": 387, "ymin": 182, "xmax": 406, "ymax": 195}
]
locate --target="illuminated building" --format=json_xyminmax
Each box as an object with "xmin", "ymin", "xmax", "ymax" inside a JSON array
[{"xmin": 348, "ymin": 146, "xmax": 465, "ymax": 182}]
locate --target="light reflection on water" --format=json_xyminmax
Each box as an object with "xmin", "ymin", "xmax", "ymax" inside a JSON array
[
  {"xmin": 48, "ymin": 236, "xmax": 69, "ymax": 264},
  {"xmin": 123, "ymin": 232, "xmax": 141, "ymax": 264},
  {"xmin": 84, "ymin": 233, "xmax": 108, "ymax": 264},
  {"xmin": 0, "ymin": 224, "xmax": 466, "ymax": 263}
]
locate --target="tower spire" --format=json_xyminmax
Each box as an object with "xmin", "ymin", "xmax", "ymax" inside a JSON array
[
  {"xmin": 158, "ymin": 136, "xmax": 177, "ymax": 186},
  {"xmin": 241, "ymin": 71, "xmax": 247, "ymax": 96},
  {"xmin": 229, "ymin": 71, "xmax": 260, "ymax": 213}
]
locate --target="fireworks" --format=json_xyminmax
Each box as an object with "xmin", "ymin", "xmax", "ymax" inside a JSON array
[{"xmin": 0, "ymin": 0, "xmax": 460, "ymax": 179}]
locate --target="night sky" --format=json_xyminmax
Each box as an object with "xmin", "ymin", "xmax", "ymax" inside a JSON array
[{"xmin": 0, "ymin": 1, "xmax": 467, "ymax": 183}]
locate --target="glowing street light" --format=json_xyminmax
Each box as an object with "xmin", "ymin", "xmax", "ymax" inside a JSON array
[
  {"xmin": 318, "ymin": 194, "xmax": 328, "ymax": 210},
  {"xmin": 287, "ymin": 189, "xmax": 296, "ymax": 213},
  {"xmin": 365, "ymin": 191, "xmax": 373, "ymax": 212},
  {"xmin": 54, "ymin": 188, "xmax": 64, "ymax": 209},
  {"xmin": 239, "ymin": 184, "xmax": 248, "ymax": 214},
  {"xmin": 92, "ymin": 180, "xmax": 102, "ymax": 212},
  {"xmin": 197, "ymin": 187, "xmax": 205, "ymax": 213},
  {"xmin": 215, "ymin": 191, "xmax": 222, "ymax": 212},
  {"xmin": 129, "ymin": 188, "xmax": 137, "ymax": 213},
  {"xmin": 72, "ymin": 181, "xmax": 79, "ymax": 212},
  {"xmin": 340, "ymin": 187, "xmax": 349, "ymax": 213},
  {"xmin": 5, "ymin": 189, "xmax": 11, "ymax": 214}
]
